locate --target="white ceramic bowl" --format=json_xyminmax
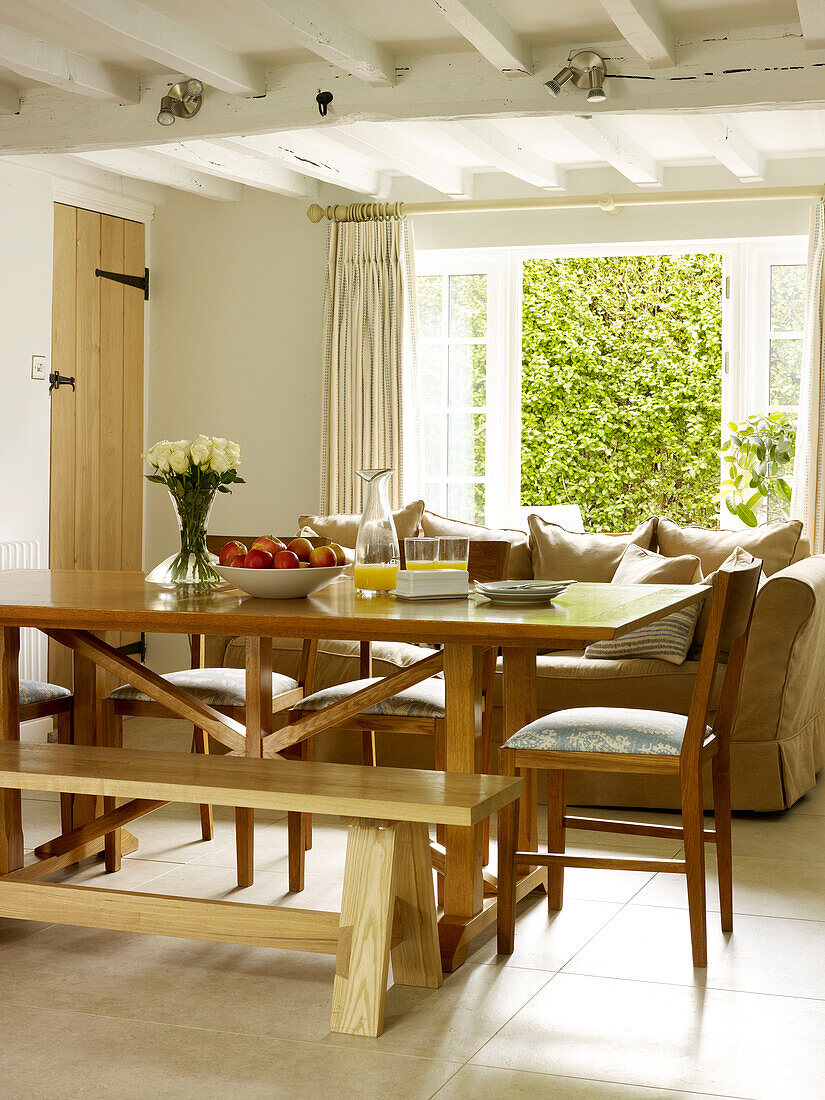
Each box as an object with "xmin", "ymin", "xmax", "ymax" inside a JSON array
[{"xmin": 214, "ymin": 563, "xmax": 348, "ymax": 599}]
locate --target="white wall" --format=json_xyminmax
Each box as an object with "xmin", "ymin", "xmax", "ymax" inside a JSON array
[
  {"xmin": 145, "ymin": 185, "xmax": 328, "ymax": 669},
  {"xmin": 0, "ymin": 162, "xmax": 54, "ymax": 555}
]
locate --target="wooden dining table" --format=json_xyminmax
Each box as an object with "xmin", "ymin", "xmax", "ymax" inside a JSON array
[{"xmin": 0, "ymin": 569, "xmax": 705, "ymax": 970}]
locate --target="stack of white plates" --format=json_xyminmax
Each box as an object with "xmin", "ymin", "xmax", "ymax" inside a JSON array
[{"xmin": 474, "ymin": 579, "xmax": 575, "ymax": 606}]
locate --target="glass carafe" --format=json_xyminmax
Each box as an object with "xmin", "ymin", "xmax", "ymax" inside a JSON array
[{"xmin": 353, "ymin": 469, "xmax": 400, "ymax": 596}]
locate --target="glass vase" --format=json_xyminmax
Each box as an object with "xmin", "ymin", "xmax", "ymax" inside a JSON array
[
  {"xmin": 353, "ymin": 469, "xmax": 400, "ymax": 597},
  {"xmin": 145, "ymin": 488, "xmax": 222, "ymax": 590}
]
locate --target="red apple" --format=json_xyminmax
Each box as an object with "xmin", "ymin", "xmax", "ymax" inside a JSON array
[
  {"xmin": 245, "ymin": 548, "xmax": 274, "ymax": 569},
  {"xmin": 232, "ymin": 553, "xmax": 248, "ymax": 568},
  {"xmin": 286, "ymin": 537, "xmax": 313, "ymax": 562},
  {"xmin": 273, "ymin": 550, "xmax": 300, "ymax": 569},
  {"xmin": 328, "ymin": 542, "xmax": 346, "ymax": 566},
  {"xmin": 219, "ymin": 539, "xmax": 247, "ymax": 566},
  {"xmin": 251, "ymin": 535, "xmax": 285, "ymax": 556},
  {"xmin": 309, "ymin": 545, "xmax": 337, "ymax": 569}
]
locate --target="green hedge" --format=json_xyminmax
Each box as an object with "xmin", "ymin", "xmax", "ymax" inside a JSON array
[{"xmin": 521, "ymin": 254, "xmax": 723, "ymax": 531}]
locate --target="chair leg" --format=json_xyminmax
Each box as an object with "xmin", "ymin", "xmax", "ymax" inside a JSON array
[
  {"xmin": 103, "ymin": 705, "xmax": 122, "ymax": 873},
  {"xmin": 56, "ymin": 709, "xmax": 73, "ymax": 836},
  {"xmin": 433, "ymin": 719, "xmax": 446, "ymax": 905},
  {"xmin": 681, "ymin": 762, "xmax": 708, "ymax": 967},
  {"xmin": 546, "ymin": 769, "xmax": 566, "ymax": 911},
  {"xmin": 361, "ymin": 729, "xmax": 376, "ymax": 766},
  {"xmin": 497, "ymin": 749, "xmax": 519, "ymax": 955},
  {"xmin": 191, "ymin": 726, "xmax": 214, "ymax": 842},
  {"xmin": 284, "ymin": 738, "xmax": 309, "ymax": 891},
  {"xmin": 712, "ymin": 741, "xmax": 733, "ymax": 933},
  {"xmin": 235, "ymin": 807, "xmax": 254, "ymax": 888}
]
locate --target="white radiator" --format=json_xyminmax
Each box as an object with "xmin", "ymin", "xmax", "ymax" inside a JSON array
[{"xmin": 0, "ymin": 539, "xmax": 46, "ymax": 682}]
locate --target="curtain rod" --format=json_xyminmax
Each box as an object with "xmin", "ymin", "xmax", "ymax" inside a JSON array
[{"xmin": 307, "ymin": 186, "xmax": 825, "ymax": 223}]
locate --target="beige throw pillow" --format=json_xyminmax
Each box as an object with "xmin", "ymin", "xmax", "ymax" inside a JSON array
[
  {"xmin": 421, "ymin": 510, "xmax": 532, "ymax": 580},
  {"xmin": 656, "ymin": 517, "xmax": 801, "ymax": 578},
  {"xmin": 612, "ymin": 543, "xmax": 702, "ymax": 585},
  {"xmin": 529, "ymin": 516, "xmax": 656, "ymax": 582},
  {"xmin": 298, "ymin": 500, "xmax": 424, "ymax": 549}
]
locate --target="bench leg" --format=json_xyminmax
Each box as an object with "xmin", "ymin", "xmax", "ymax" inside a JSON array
[
  {"xmin": 391, "ymin": 822, "xmax": 442, "ymax": 990},
  {"xmin": 330, "ymin": 821, "xmax": 399, "ymax": 1037}
]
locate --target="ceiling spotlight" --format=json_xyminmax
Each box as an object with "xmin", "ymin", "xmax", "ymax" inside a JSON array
[
  {"xmin": 545, "ymin": 51, "xmax": 607, "ymax": 104},
  {"xmin": 156, "ymin": 78, "xmax": 204, "ymax": 126}
]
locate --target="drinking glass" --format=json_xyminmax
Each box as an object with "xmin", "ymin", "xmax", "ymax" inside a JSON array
[
  {"xmin": 438, "ymin": 536, "xmax": 470, "ymax": 570},
  {"xmin": 404, "ymin": 537, "xmax": 439, "ymax": 570}
]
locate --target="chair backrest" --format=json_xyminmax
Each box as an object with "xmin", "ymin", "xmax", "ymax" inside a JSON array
[
  {"xmin": 681, "ymin": 558, "xmax": 762, "ymax": 760},
  {"xmin": 467, "ymin": 540, "xmax": 510, "ymax": 583}
]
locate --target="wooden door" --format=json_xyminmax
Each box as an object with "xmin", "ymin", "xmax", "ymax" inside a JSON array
[{"xmin": 49, "ymin": 204, "xmax": 145, "ymax": 686}]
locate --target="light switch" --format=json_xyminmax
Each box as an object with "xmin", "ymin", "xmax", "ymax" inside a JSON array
[{"xmin": 31, "ymin": 355, "xmax": 47, "ymax": 380}]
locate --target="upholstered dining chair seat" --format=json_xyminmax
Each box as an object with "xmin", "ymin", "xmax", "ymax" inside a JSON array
[
  {"xmin": 19, "ymin": 680, "xmax": 72, "ymax": 707},
  {"xmin": 109, "ymin": 668, "xmax": 300, "ymax": 708},
  {"xmin": 502, "ymin": 706, "xmax": 711, "ymax": 756},
  {"xmin": 298, "ymin": 676, "xmax": 446, "ymax": 719}
]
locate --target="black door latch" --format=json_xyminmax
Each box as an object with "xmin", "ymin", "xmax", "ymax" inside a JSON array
[{"xmin": 49, "ymin": 372, "xmax": 76, "ymax": 393}]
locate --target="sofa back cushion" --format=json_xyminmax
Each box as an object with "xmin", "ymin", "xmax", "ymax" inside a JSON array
[
  {"xmin": 656, "ymin": 517, "xmax": 802, "ymax": 578},
  {"xmin": 612, "ymin": 542, "xmax": 702, "ymax": 584},
  {"xmin": 298, "ymin": 500, "xmax": 424, "ymax": 549},
  {"xmin": 421, "ymin": 510, "xmax": 532, "ymax": 580},
  {"xmin": 528, "ymin": 515, "xmax": 656, "ymax": 582},
  {"xmin": 691, "ymin": 546, "xmax": 762, "ymax": 654}
]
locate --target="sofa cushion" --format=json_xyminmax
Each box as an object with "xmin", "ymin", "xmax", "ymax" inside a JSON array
[
  {"xmin": 298, "ymin": 676, "xmax": 444, "ymax": 718},
  {"xmin": 420, "ymin": 510, "xmax": 532, "ymax": 580},
  {"xmin": 503, "ymin": 706, "xmax": 706, "ymax": 756},
  {"xmin": 298, "ymin": 501, "xmax": 424, "ymax": 549},
  {"xmin": 656, "ymin": 517, "xmax": 802, "ymax": 578},
  {"xmin": 528, "ymin": 516, "xmax": 656, "ymax": 582},
  {"xmin": 611, "ymin": 542, "xmax": 701, "ymax": 584},
  {"xmin": 584, "ymin": 603, "xmax": 701, "ymax": 665}
]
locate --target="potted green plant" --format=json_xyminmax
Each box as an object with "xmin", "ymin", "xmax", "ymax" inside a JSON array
[{"xmin": 719, "ymin": 411, "xmax": 796, "ymax": 527}]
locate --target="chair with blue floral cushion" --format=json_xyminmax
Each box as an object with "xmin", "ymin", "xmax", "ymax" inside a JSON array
[
  {"xmin": 20, "ymin": 679, "xmax": 73, "ymax": 832},
  {"xmin": 496, "ymin": 555, "xmax": 762, "ymax": 968}
]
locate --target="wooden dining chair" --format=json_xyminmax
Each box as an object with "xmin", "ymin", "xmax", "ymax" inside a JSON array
[
  {"xmin": 103, "ymin": 533, "xmax": 320, "ymax": 888},
  {"xmin": 285, "ymin": 539, "xmax": 511, "ymax": 892},
  {"xmin": 496, "ymin": 556, "xmax": 762, "ymax": 968}
]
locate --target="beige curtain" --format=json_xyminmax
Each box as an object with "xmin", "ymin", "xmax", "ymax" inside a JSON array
[
  {"xmin": 320, "ymin": 217, "xmax": 419, "ymax": 513},
  {"xmin": 792, "ymin": 201, "xmax": 825, "ymax": 553}
]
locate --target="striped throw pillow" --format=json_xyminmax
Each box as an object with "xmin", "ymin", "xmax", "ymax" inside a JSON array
[{"xmin": 584, "ymin": 602, "xmax": 702, "ymax": 665}]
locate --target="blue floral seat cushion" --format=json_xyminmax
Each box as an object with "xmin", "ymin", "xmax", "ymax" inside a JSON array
[
  {"xmin": 298, "ymin": 676, "xmax": 445, "ymax": 719},
  {"xmin": 503, "ymin": 706, "xmax": 711, "ymax": 756},
  {"xmin": 19, "ymin": 680, "xmax": 72, "ymax": 707},
  {"xmin": 109, "ymin": 668, "xmax": 299, "ymax": 707}
]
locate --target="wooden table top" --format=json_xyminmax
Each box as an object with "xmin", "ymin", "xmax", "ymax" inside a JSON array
[{"xmin": 0, "ymin": 570, "xmax": 707, "ymax": 646}]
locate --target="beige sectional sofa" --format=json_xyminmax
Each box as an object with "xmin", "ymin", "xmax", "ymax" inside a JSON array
[{"xmin": 207, "ymin": 506, "xmax": 825, "ymax": 812}]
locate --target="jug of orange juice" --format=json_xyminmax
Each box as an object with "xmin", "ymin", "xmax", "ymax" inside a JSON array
[{"xmin": 353, "ymin": 469, "xmax": 400, "ymax": 596}]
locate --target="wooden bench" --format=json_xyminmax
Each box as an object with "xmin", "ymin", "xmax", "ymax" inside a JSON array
[{"xmin": 0, "ymin": 742, "xmax": 523, "ymax": 1038}]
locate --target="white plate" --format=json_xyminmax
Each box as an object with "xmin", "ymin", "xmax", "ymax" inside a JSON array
[
  {"xmin": 214, "ymin": 563, "xmax": 348, "ymax": 599},
  {"xmin": 474, "ymin": 580, "xmax": 574, "ymax": 606}
]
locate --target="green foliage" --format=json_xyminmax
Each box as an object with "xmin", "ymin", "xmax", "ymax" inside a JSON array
[
  {"xmin": 521, "ymin": 254, "xmax": 724, "ymax": 531},
  {"xmin": 719, "ymin": 411, "xmax": 796, "ymax": 527}
]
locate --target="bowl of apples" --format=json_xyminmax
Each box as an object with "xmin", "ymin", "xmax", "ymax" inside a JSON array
[{"xmin": 215, "ymin": 536, "xmax": 348, "ymax": 598}]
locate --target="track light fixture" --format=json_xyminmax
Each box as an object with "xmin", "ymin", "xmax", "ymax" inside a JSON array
[
  {"xmin": 157, "ymin": 78, "xmax": 204, "ymax": 126},
  {"xmin": 545, "ymin": 51, "xmax": 607, "ymax": 103}
]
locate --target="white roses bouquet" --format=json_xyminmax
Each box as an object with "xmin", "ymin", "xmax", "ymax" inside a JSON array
[{"xmin": 143, "ymin": 435, "xmax": 244, "ymax": 588}]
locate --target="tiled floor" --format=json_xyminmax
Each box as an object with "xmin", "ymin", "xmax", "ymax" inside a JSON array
[{"xmin": 4, "ymin": 718, "xmax": 825, "ymax": 1099}]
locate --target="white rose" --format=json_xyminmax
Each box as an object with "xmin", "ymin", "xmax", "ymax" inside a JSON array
[
  {"xmin": 224, "ymin": 441, "xmax": 241, "ymax": 467},
  {"xmin": 145, "ymin": 440, "xmax": 173, "ymax": 473},
  {"xmin": 209, "ymin": 449, "xmax": 232, "ymax": 474},
  {"xmin": 190, "ymin": 435, "xmax": 211, "ymax": 467},
  {"xmin": 169, "ymin": 447, "xmax": 190, "ymax": 475}
]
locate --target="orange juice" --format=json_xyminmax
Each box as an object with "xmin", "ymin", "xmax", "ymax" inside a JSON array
[
  {"xmin": 406, "ymin": 561, "xmax": 443, "ymax": 571},
  {"xmin": 354, "ymin": 563, "xmax": 399, "ymax": 592},
  {"xmin": 437, "ymin": 560, "xmax": 469, "ymax": 570}
]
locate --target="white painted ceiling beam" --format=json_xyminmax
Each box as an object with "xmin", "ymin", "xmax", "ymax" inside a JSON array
[
  {"xmin": 797, "ymin": 1, "xmax": 825, "ymax": 48},
  {"xmin": 327, "ymin": 123, "xmax": 472, "ymax": 198},
  {"xmin": 219, "ymin": 134, "xmax": 385, "ymax": 196},
  {"xmin": 75, "ymin": 150, "xmax": 242, "ymax": 200},
  {"xmin": 146, "ymin": 140, "xmax": 317, "ymax": 198},
  {"xmin": 0, "ymin": 23, "xmax": 138, "ymax": 102},
  {"xmin": 242, "ymin": 0, "xmax": 395, "ymax": 85},
  {"xmin": 29, "ymin": 0, "xmax": 264, "ymax": 96},
  {"xmin": 436, "ymin": 120, "xmax": 566, "ymax": 189},
  {"xmin": 556, "ymin": 116, "xmax": 662, "ymax": 187},
  {"xmin": 686, "ymin": 114, "xmax": 765, "ymax": 182},
  {"xmin": 8, "ymin": 152, "xmax": 167, "ymax": 205},
  {"xmin": 428, "ymin": 0, "xmax": 532, "ymax": 75},
  {"xmin": 0, "ymin": 81, "xmax": 19, "ymax": 114},
  {"xmin": 599, "ymin": 0, "xmax": 675, "ymax": 67}
]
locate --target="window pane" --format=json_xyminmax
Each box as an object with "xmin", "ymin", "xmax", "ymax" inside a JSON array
[
  {"xmin": 770, "ymin": 265, "xmax": 805, "ymax": 331},
  {"xmin": 422, "ymin": 412, "xmax": 446, "ymax": 477},
  {"xmin": 447, "ymin": 481, "xmax": 484, "ymax": 525},
  {"xmin": 770, "ymin": 338, "xmax": 802, "ymax": 406},
  {"xmin": 448, "ymin": 344, "xmax": 486, "ymax": 407},
  {"xmin": 420, "ymin": 343, "xmax": 445, "ymax": 407},
  {"xmin": 448, "ymin": 412, "xmax": 485, "ymax": 477},
  {"xmin": 449, "ymin": 274, "xmax": 487, "ymax": 337},
  {"xmin": 424, "ymin": 480, "xmax": 447, "ymax": 516},
  {"xmin": 417, "ymin": 275, "xmax": 443, "ymax": 339}
]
